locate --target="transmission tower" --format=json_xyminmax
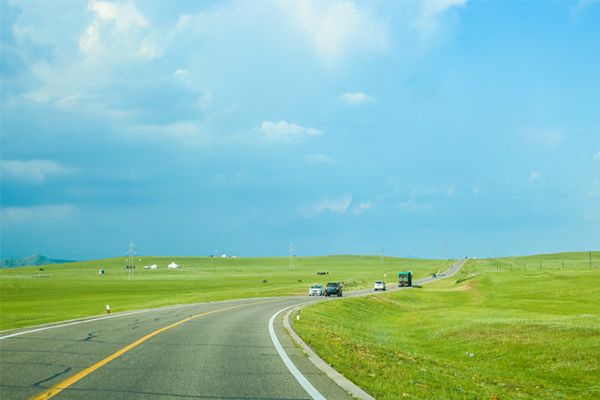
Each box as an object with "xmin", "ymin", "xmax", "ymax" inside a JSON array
[
  {"xmin": 127, "ymin": 241, "xmax": 136, "ymax": 280},
  {"xmin": 290, "ymin": 243, "xmax": 294, "ymax": 271},
  {"xmin": 380, "ymin": 246, "xmax": 385, "ymax": 264}
]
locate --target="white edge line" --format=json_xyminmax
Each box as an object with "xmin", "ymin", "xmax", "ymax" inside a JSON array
[
  {"xmin": 1, "ymin": 296, "xmax": 279, "ymax": 340},
  {"xmin": 269, "ymin": 306, "xmax": 327, "ymax": 400},
  {"xmin": 0, "ymin": 303, "xmax": 193, "ymax": 340}
]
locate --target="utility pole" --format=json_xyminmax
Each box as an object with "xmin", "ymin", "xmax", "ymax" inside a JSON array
[
  {"xmin": 380, "ymin": 246, "xmax": 385, "ymax": 264},
  {"xmin": 290, "ymin": 243, "xmax": 294, "ymax": 271},
  {"xmin": 127, "ymin": 241, "xmax": 136, "ymax": 280}
]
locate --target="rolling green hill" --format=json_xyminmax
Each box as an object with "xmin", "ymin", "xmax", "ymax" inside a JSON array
[
  {"xmin": 0, "ymin": 254, "xmax": 448, "ymax": 330},
  {"xmin": 294, "ymin": 252, "xmax": 600, "ymax": 400},
  {"xmin": 0, "ymin": 254, "xmax": 76, "ymax": 269}
]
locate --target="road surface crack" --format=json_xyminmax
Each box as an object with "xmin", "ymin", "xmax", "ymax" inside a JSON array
[{"xmin": 33, "ymin": 367, "xmax": 72, "ymax": 387}]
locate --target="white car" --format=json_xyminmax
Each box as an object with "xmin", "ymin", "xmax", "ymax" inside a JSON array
[
  {"xmin": 374, "ymin": 281, "xmax": 386, "ymax": 291},
  {"xmin": 309, "ymin": 285, "xmax": 325, "ymax": 296}
]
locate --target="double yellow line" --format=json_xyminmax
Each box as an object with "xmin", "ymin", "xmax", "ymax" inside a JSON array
[{"xmin": 30, "ymin": 300, "xmax": 273, "ymax": 399}]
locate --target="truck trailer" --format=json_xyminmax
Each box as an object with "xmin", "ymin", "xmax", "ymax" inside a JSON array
[{"xmin": 398, "ymin": 271, "xmax": 413, "ymax": 287}]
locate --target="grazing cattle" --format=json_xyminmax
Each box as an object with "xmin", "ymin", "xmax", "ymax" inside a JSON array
[
  {"xmin": 298, "ymin": 279, "xmax": 302, "ymax": 283},
  {"xmin": 262, "ymin": 279, "xmax": 267, "ymax": 283}
]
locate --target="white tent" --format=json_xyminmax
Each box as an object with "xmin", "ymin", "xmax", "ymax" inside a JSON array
[
  {"xmin": 143, "ymin": 264, "xmax": 158, "ymax": 269},
  {"xmin": 167, "ymin": 262, "xmax": 180, "ymax": 269}
]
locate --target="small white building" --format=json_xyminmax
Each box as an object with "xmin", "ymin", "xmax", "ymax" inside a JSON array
[
  {"xmin": 143, "ymin": 264, "xmax": 159, "ymax": 269},
  {"xmin": 167, "ymin": 262, "xmax": 180, "ymax": 269}
]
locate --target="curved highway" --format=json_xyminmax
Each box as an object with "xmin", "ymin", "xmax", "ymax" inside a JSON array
[{"xmin": 0, "ymin": 259, "xmax": 466, "ymax": 400}]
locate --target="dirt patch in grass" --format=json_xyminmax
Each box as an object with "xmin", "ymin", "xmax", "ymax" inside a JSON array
[{"xmin": 455, "ymin": 283, "xmax": 474, "ymax": 291}]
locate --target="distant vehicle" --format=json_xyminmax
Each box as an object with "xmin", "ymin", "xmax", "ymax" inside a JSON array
[
  {"xmin": 325, "ymin": 282, "xmax": 343, "ymax": 297},
  {"xmin": 374, "ymin": 281, "xmax": 386, "ymax": 291},
  {"xmin": 309, "ymin": 285, "xmax": 325, "ymax": 296},
  {"xmin": 398, "ymin": 271, "xmax": 413, "ymax": 287}
]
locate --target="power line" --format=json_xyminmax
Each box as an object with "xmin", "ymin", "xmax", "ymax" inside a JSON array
[{"xmin": 127, "ymin": 241, "xmax": 136, "ymax": 280}]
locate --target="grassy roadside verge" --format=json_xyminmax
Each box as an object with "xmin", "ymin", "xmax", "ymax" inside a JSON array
[
  {"xmin": 294, "ymin": 253, "xmax": 600, "ymax": 400},
  {"xmin": 0, "ymin": 255, "xmax": 449, "ymax": 330}
]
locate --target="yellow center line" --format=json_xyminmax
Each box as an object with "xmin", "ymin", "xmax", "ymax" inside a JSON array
[{"xmin": 30, "ymin": 300, "xmax": 275, "ymax": 400}]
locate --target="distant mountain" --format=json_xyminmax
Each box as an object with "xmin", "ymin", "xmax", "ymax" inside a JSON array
[{"xmin": 0, "ymin": 254, "xmax": 76, "ymax": 269}]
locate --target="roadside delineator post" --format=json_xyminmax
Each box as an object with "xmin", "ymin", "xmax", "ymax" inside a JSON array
[{"xmin": 106, "ymin": 305, "xmax": 110, "ymax": 314}]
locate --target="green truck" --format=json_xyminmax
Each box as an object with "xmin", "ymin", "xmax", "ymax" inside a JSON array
[{"xmin": 398, "ymin": 271, "xmax": 412, "ymax": 287}]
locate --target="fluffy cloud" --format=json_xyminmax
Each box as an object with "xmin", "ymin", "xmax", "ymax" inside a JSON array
[
  {"xmin": 258, "ymin": 121, "xmax": 323, "ymax": 143},
  {"xmin": 280, "ymin": 1, "xmax": 389, "ymax": 67},
  {"xmin": 90, "ymin": 1, "xmax": 148, "ymax": 31},
  {"xmin": 593, "ymin": 150, "xmax": 600, "ymax": 160},
  {"xmin": 341, "ymin": 92, "xmax": 375, "ymax": 105},
  {"xmin": 530, "ymin": 171, "xmax": 541, "ymax": 181},
  {"xmin": 415, "ymin": 0, "xmax": 468, "ymax": 38},
  {"xmin": 128, "ymin": 121, "xmax": 212, "ymax": 147},
  {"xmin": 351, "ymin": 202, "xmax": 372, "ymax": 215},
  {"xmin": 80, "ymin": 1, "xmax": 153, "ymax": 57},
  {"xmin": 24, "ymin": 1, "xmax": 160, "ymax": 104},
  {"xmin": 303, "ymin": 194, "xmax": 352, "ymax": 217},
  {"xmin": 1, "ymin": 160, "xmax": 74, "ymax": 184},
  {"xmin": 1, "ymin": 204, "xmax": 75, "ymax": 224}
]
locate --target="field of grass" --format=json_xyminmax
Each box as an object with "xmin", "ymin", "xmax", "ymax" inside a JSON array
[
  {"xmin": 294, "ymin": 252, "xmax": 600, "ymax": 400},
  {"xmin": 0, "ymin": 255, "xmax": 450, "ymax": 331}
]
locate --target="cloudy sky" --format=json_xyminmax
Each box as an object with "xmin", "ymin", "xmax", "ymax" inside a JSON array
[{"xmin": 1, "ymin": 0, "xmax": 599, "ymax": 260}]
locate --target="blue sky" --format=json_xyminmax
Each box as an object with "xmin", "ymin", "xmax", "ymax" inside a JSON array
[{"xmin": 1, "ymin": 0, "xmax": 599, "ymax": 260}]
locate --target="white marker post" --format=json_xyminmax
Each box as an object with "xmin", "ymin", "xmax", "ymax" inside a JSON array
[{"xmin": 106, "ymin": 305, "xmax": 110, "ymax": 314}]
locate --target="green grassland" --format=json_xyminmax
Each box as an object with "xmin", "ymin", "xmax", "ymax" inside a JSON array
[
  {"xmin": 0, "ymin": 255, "xmax": 449, "ymax": 330},
  {"xmin": 294, "ymin": 252, "xmax": 600, "ymax": 400}
]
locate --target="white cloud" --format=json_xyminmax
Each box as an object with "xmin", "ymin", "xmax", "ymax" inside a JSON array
[
  {"xmin": 281, "ymin": 1, "xmax": 389, "ymax": 67},
  {"xmin": 80, "ymin": 1, "xmax": 153, "ymax": 58},
  {"xmin": 26, "ymin": 0, "xmax": 160, "ymax": 104},
  {"xmin": 1, "ymin": 160, "xmax": 74, "ymax": 184},
  {"xmin": 587, "ymin": 180, "xmax": 600, "ymax": 197},
  {"xmin": 90, "ymin": 1, "xmax": 148, "ymax": 31},
  {"xmin": 1, "ymin": 204, "xmax": 75, "ymax": 224},
  {"xmin": 257, "ymin": 121, "xmax": 323, "ymax": 143},
  {"xmin": 397, "ymin": 197, "xmax": 419, "ymax": 212},
  {"xmin": 79, "ymin": 22, "xmax": 102, "ymax": 56},
  {"xmin": 593, "ymin": 150, "xmax": 600, "ymax": 159},
  {"xmin": 415, "ymin": 0, "xmax": 468, "ymax": 38},
  {"xmin": 135, "ymin": 37, "xmax": 162, "ymax": 60},
  {"xmin": 303, "ymin": 194, "xmax": 352, "ymax": 217},
  {"xmin": 341, "ymin": 92, "xmax": 375, "ymax": 105},
  {"xmin": 522, "ymin": 127, "xmax": 566, "ymax": 150},
  {"xmin": 352, "ymin": 202, "xmax": 372, "ymax": 216},
  {"xmin": 173, "ymin": 69, "xmax": 189, "ymax": 77},
  {"xmin": 128, "ymin": 121, "xmax": 212, "ymax": 147},
  {"xmin": 530, "ymin": 171, "xmax": 541, "ymax": 181}
]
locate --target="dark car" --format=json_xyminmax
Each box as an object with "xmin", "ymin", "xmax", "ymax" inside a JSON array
[{"xmin": 325, "ymin": 282, "xmax": 343, "ymax": 297}]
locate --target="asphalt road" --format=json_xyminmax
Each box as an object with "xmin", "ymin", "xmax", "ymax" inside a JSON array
[{"xmin": 0, "ymin": 259, "xmax": 466, "ymax": 400}]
